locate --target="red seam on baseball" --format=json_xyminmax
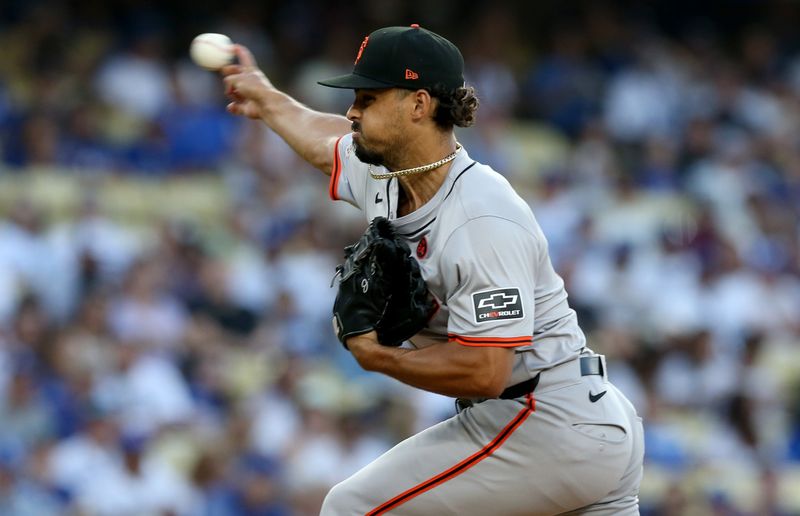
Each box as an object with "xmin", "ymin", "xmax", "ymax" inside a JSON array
[{"xmin": 194, "ymin": 38, "xmax": 233, "ymax": 53}]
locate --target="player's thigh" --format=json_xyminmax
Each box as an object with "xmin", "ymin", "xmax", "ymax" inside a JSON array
[
  {"xmin": 322, "ymin": 393, "xmax": 635, "ymax": 516},
  {"xmin": 385, "ymin": 395, "xmax": 633, "ymax": 515},
  {"xmin": 321, "ymin": 399, "xmax": 532, "ymax": 515}
]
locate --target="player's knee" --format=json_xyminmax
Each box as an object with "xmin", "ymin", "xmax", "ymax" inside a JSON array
[{"xmin": 320, "ymin": 479, "xmax": 360, "ymax": 516}]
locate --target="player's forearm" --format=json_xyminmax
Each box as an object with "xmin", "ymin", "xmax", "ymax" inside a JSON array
[
  {"xmin": 258, "ymin": 89, "xmax": 351, "ymax": 174},
  {"xmin": 347, "ymin": 334, "xmax": 512, "ymax": 398},
  {"xmin": 221, "ymin": 46, "xmax": 351, "ymax": 174}
]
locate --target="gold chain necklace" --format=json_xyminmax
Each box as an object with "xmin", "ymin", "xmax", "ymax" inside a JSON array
[{"xmin": 369, "ymin": 143, "xmax": 462, "ymax": 180}]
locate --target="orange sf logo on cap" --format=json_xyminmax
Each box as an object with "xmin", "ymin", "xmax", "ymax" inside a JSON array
[{"xmin": 355, "ymin": 36, "xmax": 369, "ymax": 64}]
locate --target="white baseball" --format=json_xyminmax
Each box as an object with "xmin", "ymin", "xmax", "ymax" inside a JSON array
[{"xmin": 190, "ymin": 33, "xmax": 234, "ymax": 70}]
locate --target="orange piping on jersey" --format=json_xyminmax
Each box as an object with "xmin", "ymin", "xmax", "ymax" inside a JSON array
[
  {"xmin": 367, "ymin": 393, "xmax": 535, "ymax": 515},
  {"xmin": 328, "ymin": 135, "xmax": 345, "ymax": 201},
  {"xmin": 448, "ymin": 334, "xmax": 532, "ymax": 343},
  {"xmin": 448, "ymin": 334, "xmax": 532, "ymax": 347}
]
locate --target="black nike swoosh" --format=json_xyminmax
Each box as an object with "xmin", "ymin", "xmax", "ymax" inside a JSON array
[
  {"xmin": 375, "ymin": 192, "xmax": 383, "ymax": 203},
  {"xmin": 589, "ymin": 390, "xmax": 607, "ymax": 403}
]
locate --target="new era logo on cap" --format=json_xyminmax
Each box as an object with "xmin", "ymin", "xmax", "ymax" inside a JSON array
[{"xmin": 405, "ymin": 69, "xmax": 419, "ymax": 80}]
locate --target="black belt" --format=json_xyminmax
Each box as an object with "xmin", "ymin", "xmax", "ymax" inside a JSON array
[
  {"xmin": 456, "ymin": 356, "xmax": 605, "ymax": 412},
  {"xmin": 499, "ymin": 374, "xmax": 540, "ymax": 399},
  {"xmin": 499, "ymin": 355, "xmax": 605, "ymax": 399}
]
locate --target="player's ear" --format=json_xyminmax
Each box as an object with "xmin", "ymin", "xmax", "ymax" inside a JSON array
[{"xmin": 409, "ymin": 89, "xmax": 433, "ymax": 121}]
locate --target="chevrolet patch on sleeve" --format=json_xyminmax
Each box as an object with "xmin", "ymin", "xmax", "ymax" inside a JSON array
[{"xmin": 472, "ymin": 288, "xmax": 523, "ymax": 324}]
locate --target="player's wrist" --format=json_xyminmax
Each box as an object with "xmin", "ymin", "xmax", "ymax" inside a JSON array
[
  {"xmin": 346, "ymin": 331, "xmax": 382, "ymax": 369},
  {"xmin": 258, "ymin": 87, "xmax": 291, "ymax": 118}
]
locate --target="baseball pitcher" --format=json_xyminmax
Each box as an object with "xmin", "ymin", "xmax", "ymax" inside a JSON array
[{"xmin": 222, "ymin": 24, "xmax": 644, "ymax": 516}]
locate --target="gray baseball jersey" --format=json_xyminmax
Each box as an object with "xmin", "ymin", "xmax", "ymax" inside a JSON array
[
  {"xmin": 330, "ymin": 134, "xmax": 585, "ymax": 382},
  {"xmin": 324, "ymin": 134, "xmax": 643, "ymax": 515}
]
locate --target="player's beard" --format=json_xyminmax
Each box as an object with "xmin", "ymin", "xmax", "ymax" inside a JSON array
[
  {"xmin": 352, "ymin": 122, "xmax": 390, "ymax": 167},
  {"xmin": 353, "ymin": 140, "xmax": 385, "ymax": 166}
]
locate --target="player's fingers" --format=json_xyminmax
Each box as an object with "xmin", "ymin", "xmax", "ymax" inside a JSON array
[
  {"xmin": 220, "ymin": 64, "xmax": 242, "ymax": 77},
  {"xmin": 228, "ymin": 101, "xmax": 260, "ymax": 119},
  {"xmin": 223, "ymin": 74, "xmax": 242, "ymax": 97},
  {"xmin": 227, "ymin": 102, "xmax": 242, "ymax": 115},
  {"xmin": 234, "ymin": 44, "xmax": 257, "ymax": 68}
]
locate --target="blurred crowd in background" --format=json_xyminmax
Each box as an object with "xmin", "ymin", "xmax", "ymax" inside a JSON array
[{"xmin": 0, "ymin": 0, "xmax": 799, "ymax": 514}]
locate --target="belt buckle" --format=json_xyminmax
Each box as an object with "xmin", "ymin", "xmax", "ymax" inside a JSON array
[{"xmin": 580, "ymin": 355, "xmax": 605, "ymax": 377}]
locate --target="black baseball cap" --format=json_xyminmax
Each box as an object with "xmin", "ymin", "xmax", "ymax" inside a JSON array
[{"xmin": 318, "ymin": 25, "xmax": 465, "ymax": 92}]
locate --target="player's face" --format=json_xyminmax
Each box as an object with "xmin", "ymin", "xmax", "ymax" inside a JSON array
[{"xmin": 347, "ymin": 89, "xmax": 409, "ymax": 167}]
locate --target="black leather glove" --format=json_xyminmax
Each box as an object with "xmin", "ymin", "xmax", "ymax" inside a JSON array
[{"xmin": 332, "ymin": 217, "xmax": 436, "ymax": 347}]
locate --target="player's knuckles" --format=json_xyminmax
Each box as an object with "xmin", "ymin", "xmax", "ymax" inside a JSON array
[
  {"xmin": 220, "ymin": 64, "xmax": 241, "ymax": 76},
  {"xmin": 240, "ymin": 72, "xmax": 265, "ymax": 86},
  {"xmin": 224, "ymin": 73, "xmax": 254, "ymax": 89}
]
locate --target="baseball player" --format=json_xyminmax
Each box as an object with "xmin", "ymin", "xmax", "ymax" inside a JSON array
[{"xmin": 222, "ymin": 25, "xmax": 644, "ymax": 515}]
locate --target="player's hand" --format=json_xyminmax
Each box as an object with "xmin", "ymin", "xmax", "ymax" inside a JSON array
[{"xmin": 221, "ymin": 45, "xmax": 274, "ymax": 120}]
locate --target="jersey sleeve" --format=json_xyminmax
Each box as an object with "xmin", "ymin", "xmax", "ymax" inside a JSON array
[
  {"xmin": 441, "ymin": 217, "xmax": 540, "ymax": 348},
  {"xmin": 328, "ymin": 133, "xmax": 370, "ymax": 209}
]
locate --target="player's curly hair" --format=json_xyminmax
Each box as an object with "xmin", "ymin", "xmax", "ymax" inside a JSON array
[{"xmin": 429, "ymin": 84, "xmax": 479, "ymax": 130}]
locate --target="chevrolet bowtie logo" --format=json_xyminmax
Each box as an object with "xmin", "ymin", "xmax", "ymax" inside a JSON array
[{"xmin": 477, "ymin": 293, "xmax": 518, "ymax": 310}]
